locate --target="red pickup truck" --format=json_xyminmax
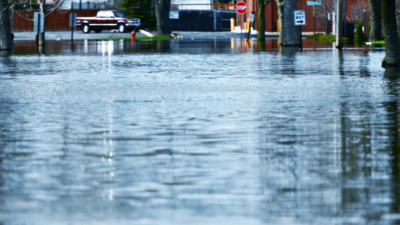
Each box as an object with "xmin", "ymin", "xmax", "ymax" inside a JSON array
[{"xmin": 76, "ymin": 10, "xmax": 141, "ymax": 33}]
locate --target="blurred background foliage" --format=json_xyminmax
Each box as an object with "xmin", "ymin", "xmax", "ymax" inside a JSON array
[{"xmin": 121, "ymin": 0, "xmax": 156, "ymax": 30}]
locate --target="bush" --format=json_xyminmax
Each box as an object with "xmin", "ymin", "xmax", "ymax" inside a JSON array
[
  {"xmin": 354, "ymin": 19, "xmax": 364, "ymax": 46},
  {"xmin": 318, "ymin": 34, "xmax": 336, "ymax": 44},
  {"xmin": 306, "ymin": 33, "xmax": 336, "ymax": 44},
  {"xmin": 306, "ymin": 33, "xmax": 324, "ymax": 41},
  {"xmin": 305, "ymin": 33, "xmax": 351, "ymax": 44}
]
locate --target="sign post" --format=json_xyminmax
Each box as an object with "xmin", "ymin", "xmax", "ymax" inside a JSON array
[
  {"xmin": 34, "ymin": 12, "xmax": 44, "ymax": 46},
  {"xmin": 236, "ymin": 2, "xmax": 247, "ymax": 39},
  {"xmin": 307, "ymin": 1, "xmax": 321, "ymax": 47},
  {"xmin": 69, "ymin": 13, "xmax": 77, "ymax": 42},
  {"xmin": 247, "ymin": 12, "xmax": 255, "ymax": 40},
  {"xmin": 294, "ymin": 10, "xmax": 305, "ymax": 50}
]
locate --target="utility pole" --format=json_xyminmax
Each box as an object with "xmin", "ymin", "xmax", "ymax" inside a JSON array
[
  {"xmin": 343, "ymin": 0, "xmax": 346, "ymax": 40},
  {"xmin": 306, "ymin": 1, "xmax": 321, "ymax": 47},
  {"xmin": 313, "ymin": 5, "xmax": 315, "ymax": 47},
  {"xmin": 335, "ymin": 0, "xmax": 344, "ymax": 48}
]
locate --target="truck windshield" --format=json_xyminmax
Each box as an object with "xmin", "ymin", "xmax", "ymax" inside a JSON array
[{"xmin": 113, "ymin": 11, "xmax": 128, "ymax": 18}]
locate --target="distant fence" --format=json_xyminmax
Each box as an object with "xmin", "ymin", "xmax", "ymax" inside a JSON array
[
  {"xmin": 170, "ymin": 10, "xmax": 236, "ymax": 32},
  {"xmin": 71, "ymin": 1, "xmax": 106, "ymax": 10},
  {"xmin": 11, "ymin": 10, "xmax": 99, "ymax": 32}
]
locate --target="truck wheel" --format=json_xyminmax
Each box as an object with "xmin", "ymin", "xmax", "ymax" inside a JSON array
[
  {"xmin": 82, "ymin": 24, "xmax": 90, "ymax": 33},
  {"xmin": 118, "ymin": 24, "xmax": 126, "ymax": 33}
]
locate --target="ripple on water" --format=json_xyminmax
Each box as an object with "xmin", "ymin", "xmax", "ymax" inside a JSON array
[{"xmin": 0, "ymin": 40, "xmax": 395, "ymax": 225}]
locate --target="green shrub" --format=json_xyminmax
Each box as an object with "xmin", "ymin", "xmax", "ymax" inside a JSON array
[
  {"xmin": 305, "ymin": 33, "xmax": 351, "ymax": 44},
  {"xmin": 318, "ymin": 34, "xmax": 336, "ymax": 43},
  {"xmin": 306, "ymin": 33, "xmax": 324, "ymax": 41},
  {"xmin": 306, "ymin": 33, "xmax": 336, "ymax": 44},
  {"xmin": 354, "ymin": 19, "xmax": 364, "ymax": 46}
]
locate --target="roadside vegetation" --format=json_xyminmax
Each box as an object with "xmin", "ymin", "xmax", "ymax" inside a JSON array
[
  {"xmin": 305, "ymin": 33, "xmax": 349, "ymax": 44},
  {"xmin": 354, "ymin": 19, "xmax": 364, "ymax": 46},
  {"xmin": 370, "ymin": 40, "xmax": 385, "ymax": 44}
]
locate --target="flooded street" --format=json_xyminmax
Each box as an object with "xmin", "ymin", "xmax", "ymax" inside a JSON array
[{"xmin": 0, "ymin": 39, "xmax": 399, "ymax": 225}]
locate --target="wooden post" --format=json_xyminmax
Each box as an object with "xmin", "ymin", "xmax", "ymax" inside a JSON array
[{"xmin": 299, "ymin": 25, "xmax": 302, "ymax": 51}]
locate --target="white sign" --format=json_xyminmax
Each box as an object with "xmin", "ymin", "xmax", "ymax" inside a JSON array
[
  {"xmin": 169, "ymin": 11, "xmax": 179, "ymax": 19},
  {"xmin": 249, "ymin": 13, "xmax": 255, "ymax": 23},
  {"xmin": 294, "ymin": 10, "xmax": 306, "ymax": 26},
  {"xmin": 69, "ymin": 13, "xmax": 77, "ymax": 27},
  {"xmin": 33, "ymin": 12, "xmax": 44, "ymax": 33}
]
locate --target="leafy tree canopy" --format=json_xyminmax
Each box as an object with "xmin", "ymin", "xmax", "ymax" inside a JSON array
[{"xmin": 121, "ymin": 0, "xmax": 156, "ymax": 30}]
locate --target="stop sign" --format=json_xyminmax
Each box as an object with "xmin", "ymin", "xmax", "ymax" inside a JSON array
[{"xmin": 236, "ymin": 2, "xmax": 247, "ymax": 14}]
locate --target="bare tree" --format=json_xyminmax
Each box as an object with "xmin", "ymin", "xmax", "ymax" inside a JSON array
[
  {"xmin": 348, "ymin": 0, "xmax": 369, "ymax": 21},
  {"xmin": 13, "ymin": 0, "xmax": 67, "ymax": 21},
  {"xmin": 0, "ymin": 0, "xmax": 67, "ymax": 48},
  {"xmin": 314, "ymin": 0, "xmax": 333, "ymax": 33},
  {"xmin": 257, "ymin": 0, "xmax": 272, "ymax": 40}
]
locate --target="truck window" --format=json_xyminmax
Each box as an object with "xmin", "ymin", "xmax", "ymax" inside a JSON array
[
  {"xmin": 105, "ymin": 11, "xmax": 114, "ymax": 18},
  {"xmin": 97, "ymin": 11, "xmax": 106, "ymax": 18},
  {"xmin": 113, "ymin": 11, "xmax": 127, "ymax": 18}
]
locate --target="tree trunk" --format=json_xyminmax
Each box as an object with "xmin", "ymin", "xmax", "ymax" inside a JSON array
[
  {"xmin": 257, "ymin": 0, "xmax": 272, "ymax": 41},
  {"xmin": 277, "ymin": 0, "xmax": 284, "ymax": 44},
  {"xmin": 257, "ymin": 0, "xmax": 266, "ymax": 40},
  {"xmin": 154, "ymin": 0, "xmax": 171, "ymax": 36},
  {"xmin": 396, "ymin": 0, "xmax": 400, "ymax": 36},
  {"xmin": 381, "ymin": 0, "xmax": 400, "ymax": 67},
  {"xmin": 0, "ymin": 0, "xmax": 12, "ymax": 50},
  {"xmin": 369, "ymin": 0, "xmax": 382, "ymax": 41},
  {"xmin": 277, "ymin": 0, "xmax": 300, "ymax": 46},
  {"xmin": 282, "ymin": 0, "xmax": 300, "ymax": 46},
  {"xmin": 336, "ymin": 0, "xmax": 344, "ymax": 48}
]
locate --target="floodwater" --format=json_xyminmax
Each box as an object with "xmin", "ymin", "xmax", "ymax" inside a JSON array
[{"xmin": 0, "ymin": 38, "xmax": 399, "ymax": 225}]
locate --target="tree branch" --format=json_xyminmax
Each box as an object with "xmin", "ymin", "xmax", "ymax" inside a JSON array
[{"xmin": 0, "ymin": 0, "xmax": 14, "ymax": 16}]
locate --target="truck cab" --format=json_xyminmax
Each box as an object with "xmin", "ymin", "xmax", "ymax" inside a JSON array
[{"xmin": 77, "ymin": 10, "xmax": 141, "ymax": 33}]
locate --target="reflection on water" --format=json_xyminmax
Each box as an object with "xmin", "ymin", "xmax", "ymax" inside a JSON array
[{"xmin": 0, "ymin": 39, "xmax": 398, "ymax": 225}]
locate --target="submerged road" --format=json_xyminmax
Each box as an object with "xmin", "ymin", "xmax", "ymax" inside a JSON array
[{"xmin": 12, "ymin": 31, "xmax": 312, "ymax": 41}]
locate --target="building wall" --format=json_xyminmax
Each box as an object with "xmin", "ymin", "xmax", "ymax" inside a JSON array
[{"xmin": 243, "ymin": 0, "xmax": 369, "ymax": 33}]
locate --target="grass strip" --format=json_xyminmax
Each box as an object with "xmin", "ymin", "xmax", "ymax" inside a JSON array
[{"xmin": 368, "ymin": 40, "xmax": 385, "ymax": 44}]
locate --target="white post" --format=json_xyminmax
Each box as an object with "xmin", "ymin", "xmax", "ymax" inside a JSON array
[{"xmin": 332, "ymin": 11, "xmax": 336, "ymax": 35}]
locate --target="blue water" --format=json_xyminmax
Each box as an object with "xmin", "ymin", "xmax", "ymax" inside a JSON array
[{"xmin": 0, "ymin": 39, "xmax": 398, "ymax": 225}]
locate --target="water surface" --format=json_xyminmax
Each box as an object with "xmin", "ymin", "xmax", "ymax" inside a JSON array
[{"xmin": 0, "ymin": 39, "xmax": 398, "ymax": 225}]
